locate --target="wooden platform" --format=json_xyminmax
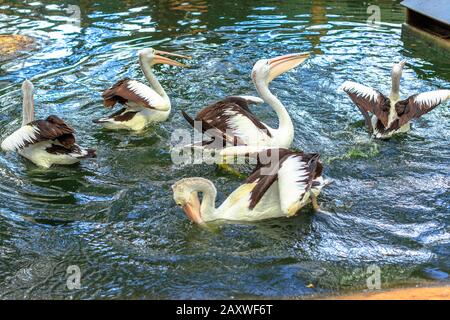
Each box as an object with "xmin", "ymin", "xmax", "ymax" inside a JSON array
[
  {"xmin": 319, "ymin": 285, "xmax": 450, "ymax": 300},
  {"xmin": 401, "ymin": 0, "xmax": 450, "ymax": 49}
]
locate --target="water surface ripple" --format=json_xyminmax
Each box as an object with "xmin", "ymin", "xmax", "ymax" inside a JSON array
[{"xmin": 0, "ymin": 0, "xmax": 449, "ymax": 298}]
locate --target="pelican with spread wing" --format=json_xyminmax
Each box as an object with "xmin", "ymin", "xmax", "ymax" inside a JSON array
[{"xmin": 341, "ymin": 61, "xmax": 450, "ymax": 139}]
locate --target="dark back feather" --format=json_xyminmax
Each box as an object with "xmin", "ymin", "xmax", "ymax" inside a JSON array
[{"xmin": 246, "ymin": 149, "xmax": 322, "ymax": 210}]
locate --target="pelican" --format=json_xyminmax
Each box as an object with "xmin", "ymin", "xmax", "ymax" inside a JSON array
[
  {"xmin": 172, "ymin": 147, "xmax": 327, "ymax": 224},
  {"xmin": 181, "ymin": 52, "xmax": 310, "ymax": 149},
  {"xmin": 341, "ymin": 61, "xmax": 450, "ymax": 139},
  {"xmin": 93, "ymin": 48, "xmax": 190, "ymax": 131},
  {"xmin": 1, "ymin": 80, "xmax": 96, "ymax": 168}
]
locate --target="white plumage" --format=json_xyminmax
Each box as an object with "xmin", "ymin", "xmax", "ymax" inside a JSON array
[
  {"xmin": 235, "ymin": 95, "xmax": 264, "ymax": 105},
  {"xmin": 1, "ymin": 125, "xmax": 39, "ymax": 151},
  {"xmin": 1, "ymin": 81, "xmax": 96, "ymax": 168},
  {"xmin": 340, "ymin": 81, "xmax": 380, "ymax": 102},
  {"xmin": 277, "ymin": 155, "xmax": 310, "ymax": 215},
  {"xmin": 172, "ymin": 148, "xmax": 326, "ymax": 224},
  {"xmin": 96, "ymin": 48, "xmax": 189, "ymax": 131},
  {"xmin": 414, "ymin": 90, "xmax": 450, "ymax": 108},
  {"xmin": 224, "ymin": 110, "xmax": 273, "ymax": 146},
  {"xmin": 182, "ymin": 53, "xmax": 310, "ymax": 153},
  {"xmin": 125, "ymin": 80, "xmax": 168, "ymax": 111},
  {"xmin": 341, "ymin": 61, "xmax": 450, "ymax": 139}
]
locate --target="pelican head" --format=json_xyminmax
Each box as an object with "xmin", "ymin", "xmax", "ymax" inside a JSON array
[
  {"xmin": 138, "ymin": 48, "xmax": 191, "ymax": 68},
  {"xmin": 391, "ymin": 60, "xmax": 405, "ymax": 79},
  {"xmin": 252, "ymin": 52, "xmax": 310, "ymax": 85},
  {"xmin": 22, "ymin": 79, "xmax": 34, "ymax": 93},
  {"xmin": 172, "ymin": 177, "xmax": 217, "ymax": 224},
  {"xmin": 390, "ymin": 60, "xmax": 406, "ymax": 98}
]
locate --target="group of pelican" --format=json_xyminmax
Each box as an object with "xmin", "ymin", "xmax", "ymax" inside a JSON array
[{"xmin": 1, "ymin": 48, "xmax": 449, "ymax": 225}]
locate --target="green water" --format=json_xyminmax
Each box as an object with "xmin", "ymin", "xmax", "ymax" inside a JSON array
[{"xmin": 0, "ymin": 0, "xmax": 449, "ymax": 299}]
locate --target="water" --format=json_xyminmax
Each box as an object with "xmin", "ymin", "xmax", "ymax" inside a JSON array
[{"xmin": 0, "ymin": 0, "xmax": 449, "ymax": 299}]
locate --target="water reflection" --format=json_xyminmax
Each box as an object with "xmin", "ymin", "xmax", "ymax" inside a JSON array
[{"xmin": 307, "ymin": 0, "xmax": 328, "ymax": 54}]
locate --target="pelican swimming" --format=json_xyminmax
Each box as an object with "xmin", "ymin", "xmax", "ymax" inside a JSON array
[
  {"xmin": 172, "ymin": 147, "xmax": 327, "ymax": 224},
  {"xmin": 94, "ymin": 48, "xmax": 190, "ymax": 131},
  {"xmin": 181, "ymin": 52, "xmax": 310, "ymax": 149},
  {"xmin": 1, "ymin": 80, "xmax": 96, "ymax": 168},
  {"xmin": 341, "ymin": 61, "xmax": 450, "ymax": 139}
]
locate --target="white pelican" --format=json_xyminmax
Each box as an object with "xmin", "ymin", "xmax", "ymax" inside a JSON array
[
  {"xmin": 172, "ymin": 147, "xmax": 327, "ymax": 224},
  {"xmin": 341, "ymin": 61, "xmax": 450, "ymax": 139},
  {"xmin": 94, "ymin": 48, "xmax": 190, "ymax": 131},
  {"xmin": 181, "ymin": 52, "xmax": 310, "ymax": 149},
  {"xmin": 1, "ymin": 80, "xmax": 96, "ymax": 168}
]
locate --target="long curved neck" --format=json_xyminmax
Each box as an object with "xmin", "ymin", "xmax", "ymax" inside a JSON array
[
  {"xmin": 22, "ymin": 86, "xmax": 35, "ymax": 126},
  {"xmin": 139, "ymin": 56, "xmax": 170, "ymax": 107},
  {"xmin": 390, "ymin": 72, "xmax": 401, "ymax": 101},
  {"xmin": 193, "ymin": 182, "xmax": 217, "ymax": 222},
  {"xmin": 255, "ymin": 79, "xmax": 294, "ymax": 147}
]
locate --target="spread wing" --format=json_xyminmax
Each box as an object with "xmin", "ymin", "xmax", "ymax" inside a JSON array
[
  {"xmin": 395, "ymin": 90, "xmax": 450, "ymax": 127},
  {"xmin": 341, "ymin": 81, "xmax": 391, "ymax": 129},
  {"xmin": 1, "ymin": 115, "xmax": 75, "ymax": 151},
  {"xmin": 101, "ymin": 78, "xmax": 167, "ymax": 111}
]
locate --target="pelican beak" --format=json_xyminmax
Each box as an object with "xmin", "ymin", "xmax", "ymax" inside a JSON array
[
  {"xmin": 155, "ymin": 50, "xmax": 191, "ymax": 60},
  {"xmin": 392, "ymin": 60, "xmax": 406, "ymax": 76},
  {"xmin": 182, "ymin": 193, "xmax": 203, "ymax": 224},
  {"xmin": 153, "ymin": 50, "xmax": 191, "ymax": 68},
  {"xmin": 267, "ymin": 52, "xmax": 309, "ymax": 82},
  {"xmin": 21, "ymin": 79, "xmax": 34, "ymax": 92}
]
